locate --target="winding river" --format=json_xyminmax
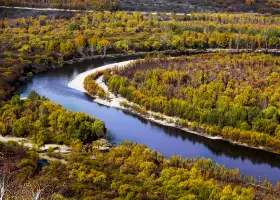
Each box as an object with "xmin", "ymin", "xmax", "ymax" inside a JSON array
[{"xmin": 19, "ymin": 56, "xmax": 280, "ymax": 184}]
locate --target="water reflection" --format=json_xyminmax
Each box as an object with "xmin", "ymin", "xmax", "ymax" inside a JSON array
[{"xmin": 120, "ymin": 109, "xmax": 280, "ymax": 167}]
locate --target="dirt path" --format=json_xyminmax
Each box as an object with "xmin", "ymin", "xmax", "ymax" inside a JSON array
[{"xmin": 0, "ymin": 135, "xmax": 71, "ymax": 153}]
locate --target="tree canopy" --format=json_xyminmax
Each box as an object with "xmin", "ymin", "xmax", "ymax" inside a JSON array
[
  {"xmin": 1, "ymin": 141, "xmax": 280, "ymax": 199},
  {"xmin": 0, "ymin": 91, "xmax": 106, "ymax": 145}
]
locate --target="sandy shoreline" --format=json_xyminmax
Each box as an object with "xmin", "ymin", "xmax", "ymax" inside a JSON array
[
  {"xmin": 68, "ymin": 60, "xmax": 134, "ymax": 93},
  {"xmin": 68, "ymin": 60, "xmax": 279, "ymax": 155}
]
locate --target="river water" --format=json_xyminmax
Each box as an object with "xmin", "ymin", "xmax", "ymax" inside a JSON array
[{"xmin": 20, "ymin": 57, "xmax": 280, "ymax": 184}]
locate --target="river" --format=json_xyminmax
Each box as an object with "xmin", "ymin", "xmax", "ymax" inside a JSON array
[{"xmin": 19, "ymin": 56, "xmax": 280, "ymax": 184}]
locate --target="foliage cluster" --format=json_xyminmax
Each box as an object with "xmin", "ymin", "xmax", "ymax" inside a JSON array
[
  {"xmin": 0, "ymin": 91, "xmax": 106, "ymax": 145},
  {"xmin": 84, "ymin": 71, "xmax": 106, "ymax": 98}
]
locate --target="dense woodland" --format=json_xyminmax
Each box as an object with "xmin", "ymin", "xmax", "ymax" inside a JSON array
[
  {"xmin": 1, "ymin": 140, "xmax": 280, "ymax": 199},
  {"xmin": 0, "ymin": 91, "xmax": 106, "ymax": 146},
  {"xmin": 86, "ymin": 53, "xmax": 280, "ymax": 154},
  {"xmin": 1, "ymin": 12, "xmax": 280, "ymax": 100}
]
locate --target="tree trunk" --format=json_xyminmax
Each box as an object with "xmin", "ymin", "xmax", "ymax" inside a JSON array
[{"xmin": 0, "ymin": 176, "xmax": 5, "ymax": 200}]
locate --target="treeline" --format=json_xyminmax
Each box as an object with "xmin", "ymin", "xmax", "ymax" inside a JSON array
[
  {"xmin": 1, "ymin": 141, "xmax": 280, "ymax": 199},
  {"xmin": 0, "ymin": 91, "xmax": 106, "ymax": 145},
  {"xmin": 102, "ymin": 53, "xmax": 280, "ymax": 153},
  {"xmin": 0, "ymin": 0, "xmax": 118, "ymax": 10},
  {"xmin": 1, "ymin": 12, "xmax": 280, "ymax": 100}
]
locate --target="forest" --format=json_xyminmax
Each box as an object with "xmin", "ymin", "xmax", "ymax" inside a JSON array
[
  {"xmin": 1, "ymin": 140, "xmax": 280, "ymax": 199},
  {"xmin": 84, "ymin": 53, "xmax": 280, "ymax": 154},
  {"xmin": 0, "ymin": 91, "xmax": 106, "ymax": 146},
  {"xmin": 1, "ymin": 12, "xmax": 280, "ymax": 100},
  {"xmin": 1, "ymin": 5, "xmax": 280, "ymax": 199}
]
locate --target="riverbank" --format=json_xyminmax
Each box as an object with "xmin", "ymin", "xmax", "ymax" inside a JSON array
[
  {"xmin": 68, "ymin": 59, "xmax": 280, "ymax": 156},
  {"xmin": 68, "ymin": 60, "xmax": 134, "ymax": 92}
]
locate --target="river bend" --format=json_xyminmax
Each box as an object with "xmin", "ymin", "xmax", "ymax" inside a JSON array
[{"xmin": 19, "ymin": 57, "xmax": 280, "ymax": 184}]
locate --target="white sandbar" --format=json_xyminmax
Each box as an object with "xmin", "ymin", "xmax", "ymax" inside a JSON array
[{"xmin": 68, "ymin": 60, "xmax": 134, "ymax": 93}]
